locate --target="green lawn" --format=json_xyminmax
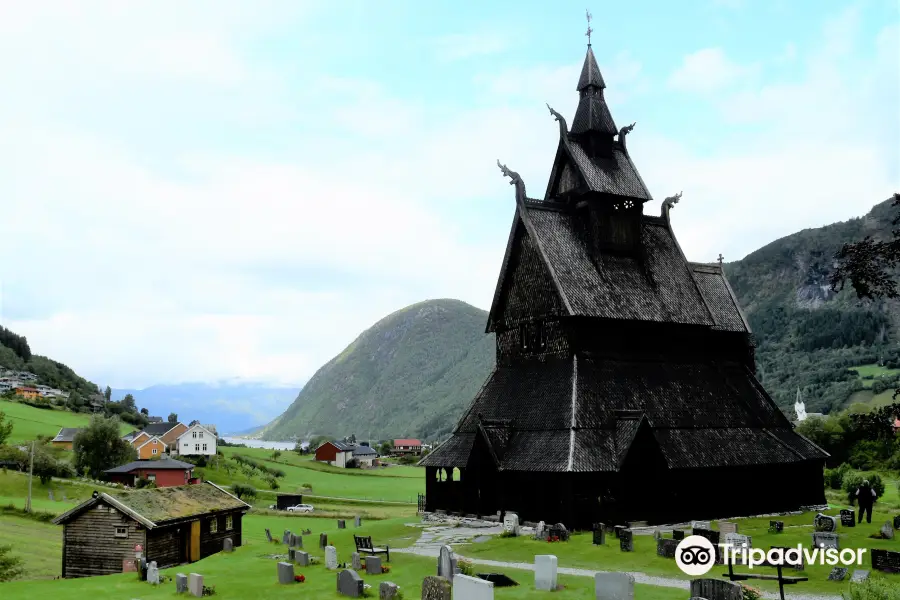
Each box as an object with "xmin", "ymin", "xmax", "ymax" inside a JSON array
[
  {"xmin": 849, "ymin": 364, "xmax": 900, "ymax": 386},
  {"xmin": 0, "ymin": 513, "xmax": 686, "ymax": 599},
  {"xmin": 0, "ymin": 514, "xmax": 61, "ymax": 580},
  {"xmin": 0, "ymin": 399, "xmax": 133, "ymax": 444},
  {"xmin": 0, "ymin": 470, "xmax": 104, "ymax": 514},
  {"xmin": 213, "ymin": 447, "xmax": 424, "ymax": 503}
]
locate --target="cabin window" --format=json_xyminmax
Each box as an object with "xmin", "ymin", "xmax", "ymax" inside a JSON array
[
  {"xmin": 225, "ymin": 515, "xmax": 233, "ymax": 531},
  {"xmin": 210, "ymin": 518, "xmax": 218, "ymax": 534},
  {"xmin": 114, "ymin": 526, "xmax": 128, "ymax": 538}
]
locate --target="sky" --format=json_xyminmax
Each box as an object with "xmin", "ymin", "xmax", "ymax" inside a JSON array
[{"xmin": 0, "ymin": 0, "xmax": 897, "ymax": 390}]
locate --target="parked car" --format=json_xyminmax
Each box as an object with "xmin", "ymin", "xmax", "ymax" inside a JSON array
[{"xmin": 286, "ymin": 504, "xmax": 314, "ymax": 513}]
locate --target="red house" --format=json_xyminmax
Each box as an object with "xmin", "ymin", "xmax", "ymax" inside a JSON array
[
  {"xmin": 314, "ymin": 440, "xmax": 355, "ymax": 468},
  {"xmin": 392, "ymin": 439, "xmax": 423, "ymax": 455},
  {"xmin": 103, "ymin": 457, "xmax": 197, "ymax": 487}
]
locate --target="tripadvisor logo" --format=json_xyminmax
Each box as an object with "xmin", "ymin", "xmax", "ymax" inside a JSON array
[{"xmin": 674, "ymin": 536, "xmax": 868, "ymax": 576}]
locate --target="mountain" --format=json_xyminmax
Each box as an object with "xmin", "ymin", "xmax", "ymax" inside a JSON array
[
  {"xmin": 112, "ymin": 381, "xmax": 300, "ymax": 436},
  {"xmin": 260, "ymin": 299, "xmax": 495, "ymax": 442}
]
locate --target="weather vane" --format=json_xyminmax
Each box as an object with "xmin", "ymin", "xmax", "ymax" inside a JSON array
[{"xmin": 585, "ymin": 9, "xmax": 593, "ymax": 46}]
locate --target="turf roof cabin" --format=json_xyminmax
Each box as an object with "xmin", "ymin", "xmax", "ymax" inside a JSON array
[
  {"xmin": 420, "ymin": 39, "xmax": 828, "ymax": 528},
  {"xmin": 53, "ymin": 481, "xmax": 249, "ymax": 578}
]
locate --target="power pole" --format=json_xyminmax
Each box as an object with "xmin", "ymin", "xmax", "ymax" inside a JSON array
[{"xmin": 25, "ymin": 441, "xmax": 34, "ymax": 513}]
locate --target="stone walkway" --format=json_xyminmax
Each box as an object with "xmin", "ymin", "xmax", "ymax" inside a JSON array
[{"xmin": 393, "ymin": 522, "xmax": 841, "ymax": 600}]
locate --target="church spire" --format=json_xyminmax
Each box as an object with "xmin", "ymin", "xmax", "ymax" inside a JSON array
[{"xmin": 570, "ymin": 16, "xmax": 617, "ymax": 139}]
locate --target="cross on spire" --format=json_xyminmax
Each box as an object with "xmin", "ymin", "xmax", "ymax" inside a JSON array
[
  {"xmin": 585, "ymin": 9, "xmax": 593, "ymax": 46},
  {"xmin": 717, "ymin": 253, "xmax": 724, "ymax": 264}
]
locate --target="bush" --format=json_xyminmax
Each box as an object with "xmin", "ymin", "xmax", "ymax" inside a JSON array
[
  {"xmin": 824, "ymin": 468, "xmax": 845, "ymax": 490},
  {"xmin": 843, "ymin": 576, "xmax": 900, "ymax": 600},
  {"xmin": 843, "ymin": 471, "xmax": 886, "ymax": 502},
  {"xmin": 135, "ymin": 477, "xmax": 157, "ymax": 489},
  {"xmin": 232, "ymin": 483, "xmax": 257, "ymax": 501}
]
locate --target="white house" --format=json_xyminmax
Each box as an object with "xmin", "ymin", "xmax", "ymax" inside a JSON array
[{"xmin": 174, "ymin": 424, "xmax": 217, "ymax": 457}]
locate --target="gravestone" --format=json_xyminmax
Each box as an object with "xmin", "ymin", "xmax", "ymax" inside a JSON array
[
  {"xmin": 534, "ymin": 521, "xmax": 546, "ymax": 540},
  {"xmin": 48, "ymin": 490, "xmax": 54, "ymax": 501},
  {"xmin": 768, "ymin": 520, "xmax": 784, "ymax": 533},
  {"xmin": 534, "ymin": 554, "xmax": 557, "ymax": 591},
  {"xmin": 850, "ymin": 570, "xmax": 869, "ymax": 582},
  {"xmin": 691, "ymin": 520, "xmax": 711, "ymax": 530},
  {"xmin": 320, "ymin": 533, "xmax": 328, "ymax": 549},
  {"xmin": 421, "ymin": 575, "xmax": 452, "ymax": 600},
  {"xmin": 656, "ymin": 538, "xmax": 678, "ymax": 558},
  {"xmin": 689, "ymin": 578, "xmax": 742, "ymax": 600},
  {"xmin": 503, "ymin": 512, "xmax": 520, "ymax": 535},
  {"xmin": 282, "ymin": 530, "xmax": 291, "ymax": 544},
  {"xmin": 338, "ymin": 519, "xmax": 346, "ymax": 529},
  {"xmin": 693, "ymin": 528, "xmax": 720, "ymax": 545},
  {"xmin": 880, "ymin": 521, "xmax": 895, "ymax": 539},
  {"xmin": 326, "ymin": 545, "xmax": 338, "ymax": 570},
  {"xmin": 840, "ymin": 509, "xmax": 856, "ymax": 527},
  {"xmin": 352, "ymin": 552, "xmax": 362, "ymax": 570},
  {"xmin": 188, "ymin": 573, "xmax": 204, "ymax": 597},
  {"xmin": 277, "ymin": 561, "xmax": 294, "ymax": 584},
  {"xmin": 295, "ymin": 551, "xmax": 310, "ymax": 567},
  {"xmin": 619, "ymin": 529, "xmax": 634, "ymax": 552},
  {"xmin": 614, "ymin": 525, "xmax": 625, "ymax": 539},
  {"xmin": 265, "ymin": 528, "xmax": 273, "ymax": 542},
  {"xmin": 355, "ymin": 515, "xmax": 362, "ymax": 528},
  {"xmin": 366, "ymin": 555, "xmax": 382, "ymax": 575},
  {"xmin": 594, "ymin": 572, "xmax": 634, "ymax": 600},
  {"xmin": 452, "ymin": 573, "xmax": 494, "ymax": 600},
  {"xmin": 438, "ymin": 545, "xmax": 454, "ymax": 580},
  {"xmin": 379, "ymin": 581, "xmax": 399, "ymax": 599},
  {"xmin": 337, "ymin": 569, "xmax": 364, "ymax": 597},
  {"xmin": 176, "ymin": 573, "xmax": 188, "ymax": 593},
  {"xmin": 673, "ymin": 529, "xmax": 686, "ymax": 541},
  {"xmin": 894, "ymin": 515, "xmax": 900, "ymax": 530},
  {"xmin": 814, "ymin": 513, "xmax": 837, "ymax": 532},
  {"xmin": 828, "ymin": 567, "xmax": 848, "ymax": 581},
  {"xmin": 147, "ymin": 561, "xmax": 160, "ymax": 585},
  {"xmin": 871, "ymin": 549, "xmax": 900, "ymax": 573},
  {"xmin": 548, "ymin": 522, "xmax": 569, "ymax": 541},
  {"xmin": 291, "ymin": 533, "xmax": 301, "ymax": 548},
  {"xmin": 718, "ymin": 521, "xmax": 737, "ymax": 535},
  {"xmin": 223, "ymin": 538, "xmax": 233, "ymax": 552},
  {"xmin": 812, "ymin": 532, "xmax": 839, "ymax": 549},
  {"xmin": 592, "ymin": 523, "xmax": 605, "ymax": 545},
  {"xmin": 723, "ymin": 533, "xmax": 751, "ymax": 551}
]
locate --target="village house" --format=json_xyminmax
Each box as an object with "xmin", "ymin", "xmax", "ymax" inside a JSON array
[
  {"xmin": 147, "ymin": 416, "xmax": 163, "ymax": 424},
  {"xmin": 103, "ymin": 457, "xmax": 197, "ymax": 487},
  {"xmin": 141, "ymin": 421, "xmax": 189, "ymax": 451},
  {"xmin": 134, "ymin": 435, "xmax": 167, "ymax": 459},
  {"xmin": 13, "ymin": 386, "xmax": 39, "ymax": 400},
  {"xmin": 352, "ymin": 444, "xmax": 380, "ymax": 467},
  {"xmin": 392, "ymin": 439, "xmax": 423, "ymax": 455},
  {"xmin": 53, "ymin": 481, "xmax": 249, "ymax": 578},
  {"xmin": 51, "ymin": 428, "xmax": 81, "ymax": 451},
  {"xmin": 173, "ymin": 424, "xmax": 217, "ymax": 457},
  {"xmin": 314, "ymin": 440, "xmax": 355, "ymax": 467}
]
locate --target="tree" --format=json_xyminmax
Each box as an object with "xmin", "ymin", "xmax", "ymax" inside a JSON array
[
  {"xmin": 272, "ymin": 450, "xmax": 282, "ymax": 461},
  {"xmin": 73, "ymin": 415, "xmax": 137, "ymax": 479},
  {"xmin": 0, "ymin": 412, "xmax": 12, "ymax": 446},
  {"xmin": 103, "ymin": 386, "xmax": 112, "ymax": 403},
  {"xmin": 232, "ymin": 483, "xmax": 257, "ymax": 501},
  {"xmin": 0, "ymin": 545, "xmax": 24, "ymax": 582},
  {"xmin": 121, "ymin": 394, "xmax": 136, "ymax": 413},
  {"xmin": 189, "ymin": 419, "xmax": 200, "ymax": 427},
  {"xmin": 168, "ymin": 413, "xmax": 178, "ymax": 423},
  {"xmin": 140, "ymin": 408, "xmax": 149, "ymax": 416},
  {"xmin": 342, "ymin": 434, "xmax": 357, "ymax": 444},
  {"xmin": 831, "ymin": 193, "xmax": 900, "ymax": 300}
]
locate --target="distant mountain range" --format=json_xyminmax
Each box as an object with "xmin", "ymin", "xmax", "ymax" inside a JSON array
[{"xmin": 111, "ymin": 381, "xmax": 300, "ymax": 436}]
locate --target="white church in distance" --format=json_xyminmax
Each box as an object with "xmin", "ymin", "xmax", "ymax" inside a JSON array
[{"xmin": 794, "ymin": 388, "xmax": 824, "ymax": 423}]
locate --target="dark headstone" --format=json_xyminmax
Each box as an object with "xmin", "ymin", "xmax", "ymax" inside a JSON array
[
  {"xmin": 840, "ymin": 509, "xmax": 856, "ymax": 528},
  {"xmin": 366, "ymin": 555, "xmax": 383, "ymax": 575},
  {"xmin": 338, "ymin": 519, "xmax": 346, "ymax": 529},
  {"xmin": 768, "ymin": 521, "xmax": 784, "ymax": 533},
  {"xmin": 379, "ymin": 581, "xmax": 399, "ymax": 599},
  {"xmin": 828, "ymin": 567, "xmax": 848, "ymax": 581},
  {"xmin": 693, "ymin": 528, "xmax": 720, "ymax": 545},
  {"xmin": 421, "ymin": 575, "xmax": 451, "ymax": 600},
  {"xmin": 894, "ymin": 515, "xmax": 900, "ymax": 530},
  {"xmin": 176, "ymin": 573, "xmax": 188, "ymax": 593},
  {"xmin": 657, "ymin": 538, "xmax": 678, "ymax": 558},
  {"xmin": 619, "ymin": 528, "xmax": 634, "ymax": 552},
  {"xmin": 614, "ymin": 525, "xmax": 625, "ymax": 539},
  {"xmin": 814, "ymin": 513, "xmax": 837, "ymax": 532},
  {"xmin": 265, "ymin": 528, "xmax": 273, "ymax": 542},
  {"xmin": 690, "ymin": 578, "xmax": 743, "ymax": 600},
  {"xmin": 282, "ymin": 530, "xmax": 291, "ymax": 545},
  {"xmin": 547, "ymin": 523, "xmax": 569, "ymax": 541},
  {"xmin": 277, "ymin": 561, "xmax": 294, "ymax": 584},
  {"xmin": 592, "ymin": 523, "xmax": 605, "ymax": 545},
  {"xmin": 673, "ymin": 529, "xmax": 686, "ymax": 541},
  {"xmin": 871, "ymin": 548, "xmax": 900, "ymax": 573},
  {"xmin": 337, "ymin": 569, "xmax": 364, "ymax": 597},
  {"xmin": 320, "ymin": 532, "xmax": 328, "ymax": 549},
  {"xmin": 355, "ymin": 516, "xmax": 362, "ymax": 528}
]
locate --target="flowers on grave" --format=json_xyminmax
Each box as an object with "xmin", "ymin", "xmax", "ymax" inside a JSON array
[
  {"xmin": 547, "ymin": 535, "xmax": 561, "ymax": 542},
  {"xmin": 381, "ymin": 565, "xmax": 391, "ymax": 574},
  {"xmin": 740, "ymin": 584, "xmax": 762, "ymax": 600},
  {"xmin": 201, "ymin": 585, "xmax": 216, "ymax": 596},
  {"xmin": 294, "ymin": 574, "xmax": 306, "ymax": 583}
]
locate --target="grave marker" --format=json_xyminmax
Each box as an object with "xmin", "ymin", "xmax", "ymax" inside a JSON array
[
  {"xmin": 673, "ymin": 529, "xmax": 686, "ymax": 541},
  {"xmin": 689, "ymin": 578, "xmax": 742, "ymax": 600},
  {"xmin": 265, "ymin": 528, "xmax": 273, "ymax": 542},
  {"xmin": 282, "ymin": 530, "xmax": 291, "ymax": 544},
  {"xmin": 352, "ymin": 552, "xmax": 362, "ymax": 570},
  {"xmin": 871, "ymin": 549, "xmax": 900, "ymax": 573},
  {"xmin": 503, "ymin": 512, "xmax": 520, "ymax": 535},
  {"xmin": 277, "ymin": 561, "xmax": 294, "ymax": 584},
  {"xmin": 534, "ymin": 521, "xmax": 546, "ymax": 540},
  {"xmin": 894, "ymin": 515, "xmax": 900, "ymax": 530},
  {"xmin": 840, "ymin": 509, "xmax": 856, "ymax": 527},
  {"xmin": 880, "ymin": 521, "xmax": 895, "ymax": 539},
  {"xmin": 338, "ymin": 519, "xmax": 346, "ymax": 529},
  {"xmin": 295, "ymin": 551, "xmax": 310, "ymax": 567},
  {"xmin": 147, "ymin": 561, "xmax": 160, "ymax": 585},
  {"xmin": 453, "ymin": 573, "xmax": 494, "ymax": 600},
  {"xmin": 320, "ymin": 533, "xmax": 328, "ymax": 549},
  {"xmin": 691, "ymin": 520, "xmax": 711, "ymax": 530},
  {"xmin": 438, "ymin": 545, "xmax": 455, "ymax": 581},
  {"xmin": 326, "ymin": 545, "xmax": 338, "ymax": 570},
  {"xmin": 814, "ymin": 513, "xmax": 837, "ymax": 532},
  {"xmin": 188, "ymin": 573, "xmax": 204, "ymax": 597},
  {"xmin": 718, "ymin": 521, "xmax": 737, "ymax": 535},
  {"xmin": 421, "ymin": 575, "xmax": 452, "ymax": 600},
  {"xmin": 48, "ymin": 490, "xmax": 54, "ymax": 501},
  {"xmin": 656, "ymin": 538, "xmax": 678, "ymax": 558},
  {"xmin": 828, "ymin": 567, "xmax": 848, "ymax": 581},
  {"xmin": 175, "ymin": 573, "xmax": 188, "ymax": 593},
  {"xmin": 534, "ymin": 554, "xmax": 557, "ymax": 591},
  {"xmin": 812, "ymin": 532, "xmax": 839, "ymax": 549},
  {"xmin": 592, "ymin": 523, "xmax": 605, "ymax": 545},
  {"xmin": 355, "ymin": 515, "xmax": 362, "ymax": 528},
  {"xmin": 619, "ymin": 529, "xmax": 634, "ymax": 552},
  {"xmin": 850, "ymin": 570, "xmax": 869, "ymax": 582},
  {"xmin": 337, "ymin": 569, "xmax": 364, "ymax": 597},
  {"xmin": 379, "ymin": 581, "xmax": 399, "ymax": 599},
  {"xmin": 595, "ymin": 572, "xmax": 634, "ymax": 600},
  {"xmin": 366, "ymin": 555, "xmax": 383, "ymax": 575},
  {"xmin": 223, "ymin": 538, "xmax": 233, "ymax": 553},
  {"xmin": 548, "ymin": 522, "xmax": 569, "ymax": 541}
]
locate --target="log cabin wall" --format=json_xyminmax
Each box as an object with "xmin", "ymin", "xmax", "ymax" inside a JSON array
[
  {"xmin": 200, "ymin": 511, "xmax": 243, "ymax": 558},
  {"xmin": 62, "ymin": 501, "xmax": 145, "ymax": 578},
  {"xmin": 147, "ymin": 525, "xmax": 183, "ymax": 568}
]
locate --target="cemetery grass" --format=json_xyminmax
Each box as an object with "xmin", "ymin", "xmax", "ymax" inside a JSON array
[
  {"xmin": 0, "ymin": 398, "xmax": 133, "ymax": 444},
  {"xmin": 0, "ymin": 513, "xmax": 686, "ymax": 599},
  {"xmin": 0, "ymin": 514, "xmax": 61, "ymax": 580},
  {"xmin": 460, "ymin": 509, "xmax": 900, "ymax": 596}
]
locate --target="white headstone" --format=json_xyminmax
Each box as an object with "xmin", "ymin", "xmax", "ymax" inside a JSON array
[
  {"xmin": 147, "ymin": 561, "xmax": 160, "ymax": 585},
  {"xmin": 691, "ymin": 521, "xmax": 711, "ymax": 530},
  {"xmin": 503, "ymin": 512, "xmax": 520, "ymax": 535},
  {"xmin": 188, "ymin": 573, "xmax": 204, "ymax": 597},
  {"xmin": 326, "ymin": 545, "xmax": 338, "ymax": 570},
  {"xmin": 534, "ymin": 520, "xmax": 546, "ymax": 539},
  {"xmin": 595, "ymin": 572, "xmax": 634, "ymax": 600},
  {"xmin": 535, "ymin": 555, "xmax": 558, "ymax": 591},
  {"xmin": 452, "ymin": 573, "xmax": 494, "ymax": 600}
]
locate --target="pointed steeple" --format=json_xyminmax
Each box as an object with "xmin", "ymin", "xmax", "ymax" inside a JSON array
[{"xmin": 571, "ymin": 45, "xmax": 617, "ymax": 138}]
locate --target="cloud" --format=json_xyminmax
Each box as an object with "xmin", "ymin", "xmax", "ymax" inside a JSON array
[
  {"xmin": 433, "ymin": 31, "xmax": 512, "ymax": 62},
  {"xmin": 668, "ymin": 48, "xmax": 759, "ymax": 93}
]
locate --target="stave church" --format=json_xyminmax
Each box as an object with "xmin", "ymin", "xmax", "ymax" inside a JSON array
[{"xmin": 420, "ymin": 34, "xmax": 827, "ymax": 527}]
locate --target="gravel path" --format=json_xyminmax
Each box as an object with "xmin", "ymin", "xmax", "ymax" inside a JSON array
[{"xmin": 394, "ymin": 522, "xmax": 842, "ymax": 600}]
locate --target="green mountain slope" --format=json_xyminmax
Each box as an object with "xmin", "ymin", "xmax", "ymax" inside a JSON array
[{"xmin": 260, "ymin": 299, "xmax": 495, "ymax": 441}]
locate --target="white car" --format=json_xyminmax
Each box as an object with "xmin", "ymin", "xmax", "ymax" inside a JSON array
[{"xmin": 286, "ymin": 504, "xmax": 314, "ymax": 513}]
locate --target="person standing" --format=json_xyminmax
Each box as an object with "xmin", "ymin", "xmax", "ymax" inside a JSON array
[{"xmin": 856, "ymin": 479, "xmax": 876, "ymax": 524}]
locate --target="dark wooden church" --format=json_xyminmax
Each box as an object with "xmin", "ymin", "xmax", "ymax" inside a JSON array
[{"xmin": 421, "ymin": 41, "xmax": 828, "ymax": 527}]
